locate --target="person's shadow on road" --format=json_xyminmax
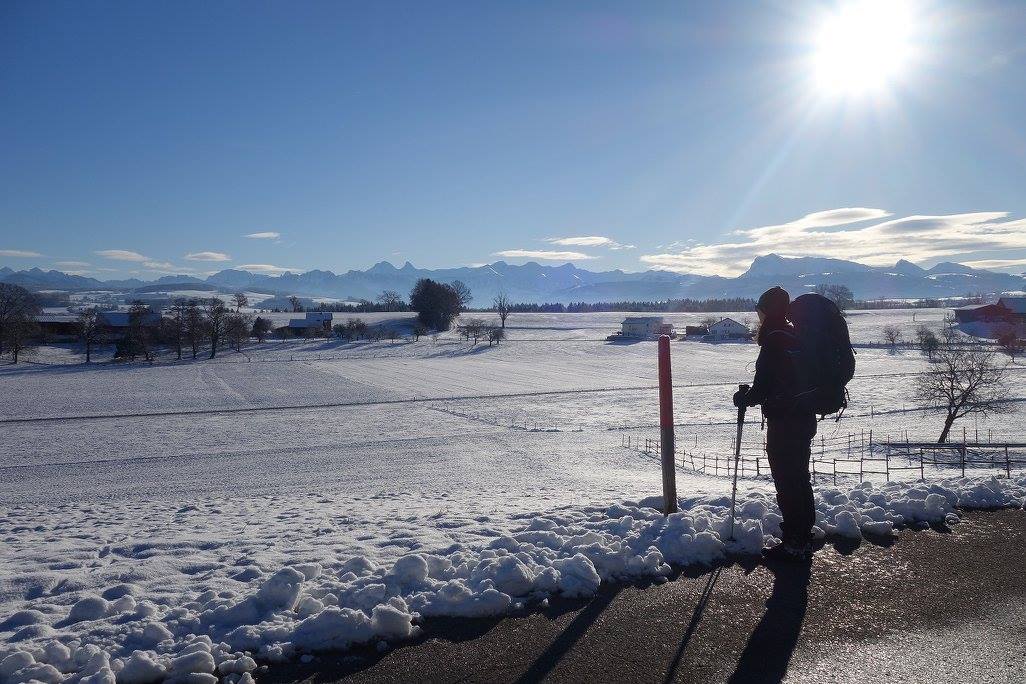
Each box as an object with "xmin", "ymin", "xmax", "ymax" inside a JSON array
[{"xmin": 728, "ymin": 560, "xmax": 812, "ymax": 684}]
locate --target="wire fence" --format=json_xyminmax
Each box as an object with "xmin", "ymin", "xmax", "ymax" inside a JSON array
[
  {"xmin": 429, "ymin": 405, "xmax": 584, "ymax": 432},
  {"xmin": 620, "ymin": 431, "xmax": 1026, "ymax": 483}
]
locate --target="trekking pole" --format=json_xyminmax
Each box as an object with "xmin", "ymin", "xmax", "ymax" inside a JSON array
[{"xmin": 728, "ymin": 383, "xmax": 749, "ymax": 541}]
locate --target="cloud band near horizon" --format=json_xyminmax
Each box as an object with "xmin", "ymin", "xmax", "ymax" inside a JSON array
[{"xmin": 640, "ymin": 208, "xmax": 1026, "ymax": 276}]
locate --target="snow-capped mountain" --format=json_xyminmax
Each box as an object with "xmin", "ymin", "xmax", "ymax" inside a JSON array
[{"xmin": 2, "ymin": 255, "xmax": 1023, "ymax": 303}]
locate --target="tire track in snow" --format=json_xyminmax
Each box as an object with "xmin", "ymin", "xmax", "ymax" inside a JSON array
[{"xmin": 4, "ymin": 367, "xmax": 1024, "ymax": 425}]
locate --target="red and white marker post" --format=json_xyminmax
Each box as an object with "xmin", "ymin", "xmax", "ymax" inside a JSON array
[{"xmin": 658, "ymin": 335, "xmax": 677, "ymax": 514}]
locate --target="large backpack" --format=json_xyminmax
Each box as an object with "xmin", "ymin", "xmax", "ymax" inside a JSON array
[{"xmin": 787, "ymin": 293, "xmax": 856, "ymax": 417}]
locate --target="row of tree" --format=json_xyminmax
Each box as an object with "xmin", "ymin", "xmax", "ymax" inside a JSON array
[
  {"xmin": 75, "ymin": 299, "xmax": 272, "ymax": 363},
  {"xmin": 880, "ymin": 321, "xmax": 1024, "ymax": 361}
]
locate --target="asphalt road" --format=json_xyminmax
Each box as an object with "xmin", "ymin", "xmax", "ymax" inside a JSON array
[{"xmin": 266, "ymin": 509, "xmax": 1026, "ymax": 684}]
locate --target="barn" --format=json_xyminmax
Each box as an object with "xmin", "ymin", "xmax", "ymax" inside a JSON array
[
  {"xmin": 285, "ymin": 311, "xmax": 334, "ymax": 335},
  {"xmin": 953, "ymin": 302, "xmax": 1012, "ymax": 325}
]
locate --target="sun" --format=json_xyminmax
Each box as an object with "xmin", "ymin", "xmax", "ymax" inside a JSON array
[{"xmin": 810, "ymin": 0, "xmax": 918, "ymax": 97}]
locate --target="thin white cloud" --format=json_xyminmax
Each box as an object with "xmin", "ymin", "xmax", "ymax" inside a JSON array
[
  {"xmin": 545, "ymin": 236, "xmax": 635, "ymax": 250},
  {"xmin": 237, "ymin": 263, "xmax": 301, "ymax": 275},
  {"xmin": 143, "ymin": 261, "xmax": 178, "ymax": 271},
  {"xmin": 640, "ymin": 208, "xmax": 1026, "ymax": 276},
  {"xmin": 244, "ymin": 232, "xmax": 281, "ymax": 239},
  {"xmin": 962, "ymin": 257, "xmax": 1026, "ymax": 270},
  {"xmin": 0, "ymin": 249, "xmax": 43, "ymax": 257},
  {"xmin": 95, "ymin": 249, "xmax": 149, "ymax": 262},
  {"xmin": 54, "ymin": 261, "xmax": 92, "ymax": 269},
  {"xmin": 185, "ymin": 251, "xmax": 231, "ymax": 262},
  {"xmin": 494, "ymin": 249, "xmax": 598, "ymax": 261}
]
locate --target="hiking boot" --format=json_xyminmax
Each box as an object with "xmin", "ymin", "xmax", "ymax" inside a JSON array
[{"xmin": 762, "ymin": 542, "xmax": 812, "ymax": 563}]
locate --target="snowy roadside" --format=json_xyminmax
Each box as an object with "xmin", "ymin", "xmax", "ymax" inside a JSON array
[{"xmin": 2, "ymin": 476, "xmax": 1024, "ymax": 684}]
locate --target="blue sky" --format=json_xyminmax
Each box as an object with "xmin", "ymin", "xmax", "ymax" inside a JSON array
[{"xmin": 2, "ymin": 0, "xmax": 1025, "ymax": 279}]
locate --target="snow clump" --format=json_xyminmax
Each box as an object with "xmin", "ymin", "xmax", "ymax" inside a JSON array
[{"xmin": 1, "ymin": 475, "xmax": 1023, "ymax": 684}]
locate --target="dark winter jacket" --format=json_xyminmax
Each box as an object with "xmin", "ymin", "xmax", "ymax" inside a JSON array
[{"xmin": 742, "ymin": 318, "xmax": 810, "ymax": 420}]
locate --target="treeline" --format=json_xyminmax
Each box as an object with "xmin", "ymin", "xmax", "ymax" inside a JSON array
[
  {"xmin": 481, "ymin": 297, "xmax": 760, "ymax": 313},
  {"xmin": 850, "ymin": 295, "xmax": 985, "ymax": 310}
]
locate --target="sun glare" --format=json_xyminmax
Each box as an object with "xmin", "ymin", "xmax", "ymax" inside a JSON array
[{"xmin": 811, "ymin": 0, "xmax": 918, "ymax": 97}]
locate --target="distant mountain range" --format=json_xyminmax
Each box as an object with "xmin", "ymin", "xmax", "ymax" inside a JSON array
[{"xmin": 2, "ymin": 255, "xmax": 1024, "ymax": 304}]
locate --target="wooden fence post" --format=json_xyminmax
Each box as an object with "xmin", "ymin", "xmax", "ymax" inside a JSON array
[{"xmin": 657, "ymin": 335, "xmax": 677, "ymax": 514}]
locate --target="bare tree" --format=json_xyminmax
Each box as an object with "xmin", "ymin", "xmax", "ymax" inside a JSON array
[
  {"xmin": 184, "ymin": 300, "xmax": 204, "ymax": 359},
  {"xmin": 882, "ymin": 325, "xmax": 901, "ymax": 347},
  {"xmin": 233, "ymin": 292, "xmax": 249, "ymax": 312},
  {"xmin": 123, "ymin": 303, "xmax": 154, "ymax": 362},
  {"xmin": 914, "ymin": 343, "xmax": 1009, "ymax": 443},
  {"xmin": 77, "ymin": 308, "xmax": 103, "ymax": 363},
  {"xmin": 288, "ymin": 295, "xmax": 302, "ymax": 313},
  {"xmin": 458, "ymin": 317, "xmax": 487, "ymax": 344},
  {"xmin": 166, "ymin": 298, "xmax": 189, "ymax": 360},
  {"xmin": 941, "ymin": 315, "xmax": 960, "ymax": 345},
  {"xmin": 225, "ymin": 312, "xmax": 253, "ymax": 351},
  {"xmin": 916, "ymin": 325, "xmax": 939, "ymax": 360},
  {"xmin": 252, "ymin": 316, "xmax": 273, "ymax": 343},
  {"xmin": 345, "ymin": 318, "xmax": 368, "ymax": 341},
  {"xmin": 451, "ymin": 280, "xmax": 473, "ymax": 309},
  {"xmin": 488, "ymin": 327, "xmax": 505, "ymax": 346},
  {"xmin": 0, "ymin": 283, "xmax": 40, "ymax": 358},
  {"xmin": 998, "ymin": 331, "xmax": 1024, "ymax": 362},
  {"xmin": 3, "ymin": 315, "xmax": 38, "ymax": 363},
  {"xmin": 205, "ymin": 298, "xmax": 230, "ymax": 359},
  {"xmin": 411, "ymin": 322, "xmax": 428, "ymax": 341},
  {"xmin": 814, "ymin": 283, "xmax": 855, "ymax": 311},
  {"xmin": 699, "ymin": 316, "xmax": 718, "ymax": 330},
  {"xmin": 493, "ymin": 292, "xmax": 511, "ymax": 329},
  {"xmin": 376, "ymin": 290, "xmax": 403, "ymax": 312}
]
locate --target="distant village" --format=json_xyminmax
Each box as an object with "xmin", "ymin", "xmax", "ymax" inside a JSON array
[{"xmin": 2, "ymin": 275, "xmax": 1025, "ymax": 364}]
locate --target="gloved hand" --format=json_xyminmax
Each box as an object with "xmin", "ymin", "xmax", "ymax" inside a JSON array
[{"xmin": 733, "ymin": 388, "xmax": 748, "ymax": 408}]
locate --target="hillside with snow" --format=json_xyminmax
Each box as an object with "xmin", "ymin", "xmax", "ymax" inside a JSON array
[{"xmin": 2, "ymin": 310, "xmax": 1026, "ymax": 682}]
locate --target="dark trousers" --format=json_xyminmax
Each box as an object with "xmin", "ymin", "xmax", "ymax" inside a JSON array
[{"xmin": 765, "ymin": 414, "xmax": 817, "ymax": 547}]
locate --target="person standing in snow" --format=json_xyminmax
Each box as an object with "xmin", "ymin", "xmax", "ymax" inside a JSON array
[{"xmin": 734, "ymin": 286, "xmax": 816, "ymax": 562}]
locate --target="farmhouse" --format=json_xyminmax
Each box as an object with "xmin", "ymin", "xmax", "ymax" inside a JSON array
[
  {"xmin": 620, "ymin": 316, "xmax": 674, "ymax": 339},
  {"xmin": 706, "ymin": 318, "xmax": 752, "ymax": 341},
  {"xmin": 285, "ymin": 311, "xmax": 334, "ymax": 335}
]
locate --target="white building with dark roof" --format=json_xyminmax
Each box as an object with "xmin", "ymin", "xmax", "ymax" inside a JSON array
[
  {"xmin": 621, "ymin": 316, "xmax": 665, "ymax": 338},
  {"xmin": 285, "ymin": 311, "xmax": 334, "ymax": 334},
  {"xmin": 706, "ymin": 318, "xmax": 752, "ymax": 341}
]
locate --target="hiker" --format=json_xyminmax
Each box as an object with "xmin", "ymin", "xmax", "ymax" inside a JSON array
[{"xmin": 734, "ymin": 287, "xmax": 816, "ymax": 562}]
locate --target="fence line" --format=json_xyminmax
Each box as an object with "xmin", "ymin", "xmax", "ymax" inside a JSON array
[{"xmin": 621, "ymin": 431, "xmax": 1026, "ymax": 483}]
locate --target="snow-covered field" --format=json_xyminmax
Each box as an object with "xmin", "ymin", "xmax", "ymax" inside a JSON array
[{"xmin": 2, "ymin": 310, "xmax": 1025, "ymax": 683}]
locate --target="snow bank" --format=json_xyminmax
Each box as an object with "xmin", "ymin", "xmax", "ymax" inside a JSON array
[{"xmin": 2, "ymin": 476, "xmax": 1023, "ymax": 684}]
